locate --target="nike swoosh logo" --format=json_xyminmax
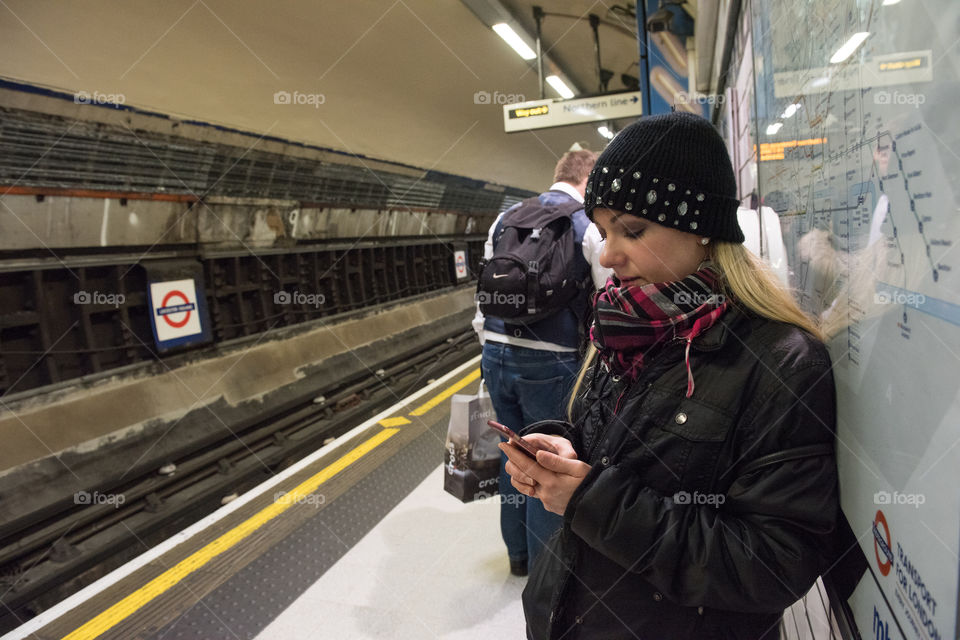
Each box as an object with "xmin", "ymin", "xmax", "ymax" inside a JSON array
[{"xmin": 492, "ymin": 273, "xmax": 509, "ymax": 278}]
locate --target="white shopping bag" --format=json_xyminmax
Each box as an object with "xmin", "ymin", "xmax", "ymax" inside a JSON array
[{"xmin": 443, "ymin": 381, "xmax": 500, "ymax": 503}]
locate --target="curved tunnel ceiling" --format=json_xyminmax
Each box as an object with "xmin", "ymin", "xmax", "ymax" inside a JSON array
[{"xmin": 0, "ymin": 0, "xmax": 644, "ymax": 193}]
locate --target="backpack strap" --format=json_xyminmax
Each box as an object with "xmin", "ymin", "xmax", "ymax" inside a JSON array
[
  {"xmin": 504, "ymin": 198, "xmax": 582, "ymax": 228},
  {"xmin": 494, "ymin": 197, "xmax": 582, "ymax": 249},
  {"xmin": 491, "ymin": 198, "xmax": 535, "ymax": 250},
  {"xmin": 526, "ymin": 258, "xmax": 538, "ymax": 316}
]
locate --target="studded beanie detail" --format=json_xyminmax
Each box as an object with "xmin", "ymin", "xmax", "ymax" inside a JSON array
[{"xmin": 584, "ymin": 112, "xmax": 744, "ymax": 243}]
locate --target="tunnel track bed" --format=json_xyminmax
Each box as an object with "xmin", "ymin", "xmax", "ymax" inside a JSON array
[{"xmin": 0, "ymin": 327, "xmax": 479, "ymax": 631}]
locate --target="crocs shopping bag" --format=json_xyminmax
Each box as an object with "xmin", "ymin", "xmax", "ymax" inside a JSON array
[{"xmin": 443, "ymin": 381, "xmax": 500, "ymax": 502}]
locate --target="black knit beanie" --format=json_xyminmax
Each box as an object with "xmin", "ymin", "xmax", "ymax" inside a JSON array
[{"xmin": 584, "ymin": 112, "xmax": 744, "ymax": 243}]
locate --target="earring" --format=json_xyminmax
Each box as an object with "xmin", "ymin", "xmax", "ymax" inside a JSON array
[{"xmin": 700, "ymin": 237, "xmax": 710, "ymax": 245}]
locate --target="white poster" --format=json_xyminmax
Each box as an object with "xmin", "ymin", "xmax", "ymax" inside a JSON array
[
  {"xmin": 849, "ymin": 571, "xmax": 907, "ymax": 640},
  {"xmin": 149, "ymin": 278, "xmax": 203, "ymax": 343},
  {"xmin": 745, "ymin": 2, "xmax": 960, "ymax": 637},
  {"xmin": 454, "ymin": 250, "xmax": 467, "ymax": 280}
]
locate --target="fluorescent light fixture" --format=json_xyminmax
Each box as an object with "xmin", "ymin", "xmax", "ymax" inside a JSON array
[
  {"xmin": 598, "ymin": 126, "xmax": 614, "ymax": 139},
  {"xmin": 781, "ymin": 103, "xmax": 799, "ymax": 118},
  {"xmin": 830, "ymin": 32, "xmax": 870, "ymax": 64},
  {"xmin": 882, "ymin": 0, "xmax": 901, "ymax": 5},
  {"xmin": 546, "ymin": 75, "xmax": 575, "ymax": 99},
  {"xmin": 766, "ymin": 122, "xmax": 783, "ymax": 136},
  {"xmin": 492, "ymin": 23, "xmax": 536, "ymax": 60}
]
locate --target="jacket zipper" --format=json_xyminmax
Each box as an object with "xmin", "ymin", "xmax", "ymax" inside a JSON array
[
  {"xmin": 587, "ymin": 378, "xmax": 631, "ymax": 463},
  {"xmin": 613, "ymin": 384, "xmax": 628, "ymax": 415},
  {"xmin": 549, "ymin": 338, "xmax": 690, "ymax": 637}
]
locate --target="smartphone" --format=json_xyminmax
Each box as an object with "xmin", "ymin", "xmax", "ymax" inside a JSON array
[{"xmin": 487, "ymin": 419, "xmax": 542, "ymax": 459}]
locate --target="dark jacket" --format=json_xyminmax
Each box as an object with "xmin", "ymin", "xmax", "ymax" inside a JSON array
[{"xmin": 521, "ymin": 305, "xmax": 848, "ymax": 640}]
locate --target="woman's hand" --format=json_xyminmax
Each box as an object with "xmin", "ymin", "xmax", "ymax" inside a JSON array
[
  {"xmin": 498, "ymin": 433, "xmax": 578, "ymax": 489},
  {"xmin": 520, "ymin": 433, "xmax": 579, "ymax": 459},
  {"xmin": 500, "ymin": 438, "xmax": 592, "ymax": 515}
]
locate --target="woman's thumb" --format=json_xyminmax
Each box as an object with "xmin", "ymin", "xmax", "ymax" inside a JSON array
[{"xmin": 535, "ymin": 449, "xmax": 582, "ymax": 475}]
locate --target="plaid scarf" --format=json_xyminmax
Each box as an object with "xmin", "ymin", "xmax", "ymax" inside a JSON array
[{"xmin": 590, "ymin": 264, "xmax": 729, "ymax": 396}]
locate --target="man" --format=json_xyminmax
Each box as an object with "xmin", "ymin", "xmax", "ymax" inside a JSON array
[{"xmin": 472, "ymin": 149, "xmax": 610, "ymax": 576}]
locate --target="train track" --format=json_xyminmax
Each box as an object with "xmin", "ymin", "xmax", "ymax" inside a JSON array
[{"xmin": 0, "ymin": 327, "xmax": 479, "ymax": 631}]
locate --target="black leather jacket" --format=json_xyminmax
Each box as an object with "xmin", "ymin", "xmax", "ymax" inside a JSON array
[{"xmin": 521, "ymin": 306, "xmax": 846, "ymax": 640}]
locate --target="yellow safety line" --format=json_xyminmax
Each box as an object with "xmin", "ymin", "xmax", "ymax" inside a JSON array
[
  {"xmin": 62, "ymin": 428, "xmax": 399, "ymax": 640},
  {"xmin": 409, "ymin": 368, "xmax": 480, "ymax": 416},
  {"xmin": 378, "ymin": 416, "xmax": 411, "ymax": 427}
]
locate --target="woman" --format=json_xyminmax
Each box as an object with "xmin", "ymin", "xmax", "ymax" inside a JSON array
[{"xmin": 501, "ymin": 112, "xmax": 847, "ymax": 639}]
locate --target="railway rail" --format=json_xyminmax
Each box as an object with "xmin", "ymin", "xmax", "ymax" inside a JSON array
[{"xmin": 0, "ymin": 326, "xmax": 479, "ymax": 631}]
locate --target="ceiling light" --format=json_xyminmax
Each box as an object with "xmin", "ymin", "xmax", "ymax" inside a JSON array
[
  {"xmin": 546, "ymin": 75, "xmax": 575, "ymax": 99},
  {"xmin": 598, "ymin": 126, "xmax": 614, "ymax": 139},
  {"xmin": 830, "ymin": 32, "xmax": 870, "ymax": 64},
  {"xmin": 781, "ymin": 103, "xmax": 799, "ymax": 118},
  {"xmin": 766, "ymin": 122, "xmax": 783, "ymax": 136},
  {"xmin": 492, "ymin": 23, "xmax": 536, "ymax": 60},
  {"xmin": 882, "ymin": 0, "xmax": 901, "ymax": 5}
]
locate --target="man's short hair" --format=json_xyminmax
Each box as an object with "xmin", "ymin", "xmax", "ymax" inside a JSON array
[{"xmin": 553, "ymin": 150, "xmax": 598, "ymax": 185}]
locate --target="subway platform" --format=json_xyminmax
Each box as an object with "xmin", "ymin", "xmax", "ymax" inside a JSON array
[{"xmin": 4, "ymin": 356, "xmax": 527, "ymax": 640}]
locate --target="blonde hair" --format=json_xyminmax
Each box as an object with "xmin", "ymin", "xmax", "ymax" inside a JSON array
[
  {"xmin": 565, "ymin": 240, "xmax": 823, "ymax": 419},
  {"xmin": 710, "ymin": 241, "xmax": 823, "ymax": 340}
]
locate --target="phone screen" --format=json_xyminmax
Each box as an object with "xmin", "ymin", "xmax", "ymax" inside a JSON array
[{"xmin": 487, "ymin": 420, "xmax": 541, "ymax": 459}]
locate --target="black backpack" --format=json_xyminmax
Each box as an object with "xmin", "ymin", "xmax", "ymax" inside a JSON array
[{"xmin": 476, "ymin": 197, "xmax": 589, "ymax": 324}]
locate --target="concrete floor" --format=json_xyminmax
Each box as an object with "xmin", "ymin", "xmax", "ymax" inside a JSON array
[{"xmin": 254, "ymin": 465, "xmax": 527, "ymax": 640}]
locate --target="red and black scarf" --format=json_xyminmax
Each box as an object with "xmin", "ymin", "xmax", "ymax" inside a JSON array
[{"xmin": 589, "ymin": 264, "xmax": 729, "ymax": 396}]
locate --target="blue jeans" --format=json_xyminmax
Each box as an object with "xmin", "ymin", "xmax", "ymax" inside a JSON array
[{"xmin": 481, "ymin": 341, "xmax": 581, "ymax": 570}]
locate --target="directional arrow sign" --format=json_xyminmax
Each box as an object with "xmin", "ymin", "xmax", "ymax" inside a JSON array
[{"xmin": 502, "ymin": 91, "xmax": 644, "ymax": 133}]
